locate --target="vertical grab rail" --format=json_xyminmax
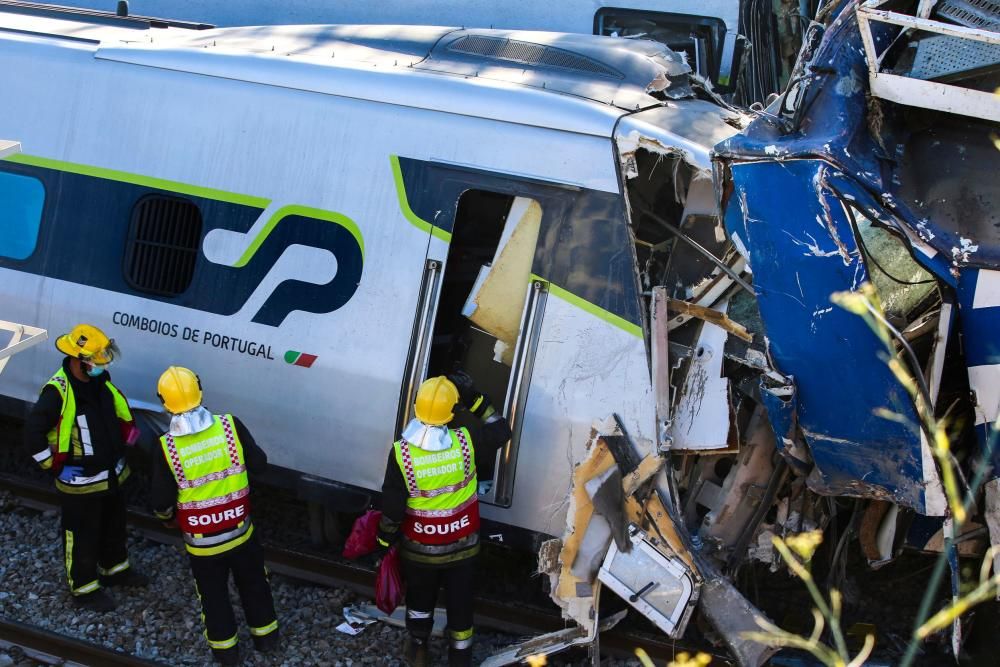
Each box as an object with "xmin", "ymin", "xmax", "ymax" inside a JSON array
[
  {"xmin": 395, "ymin": 259, "xmax": 442, "ymax": 437},
  {"xmin": 491, "ymin": 280, "xmax": 547, "ymax": 508}
]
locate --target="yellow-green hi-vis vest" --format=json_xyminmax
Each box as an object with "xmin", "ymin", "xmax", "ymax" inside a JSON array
[
  {"xmin": 35, "ymin": 367, "xmax": 133, "ymax": 494},
  {"xmin": 393, "ymin": 427, "xmax": 480, "ymax": 545},
  {"xmin": 159, "ymin": 414, "xmax": 253, "ymax": 556}
]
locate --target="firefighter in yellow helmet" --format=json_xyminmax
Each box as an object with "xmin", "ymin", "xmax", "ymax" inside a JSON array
[
  {"xmin": 150, "ymin": 367, "xmax": 279, "ymax": 665},
  {"xmin": 23, "ymin": 324, "xmax": 146, "ymax": 612},
  {"xmin": 377, "ymin": 371, "xmax": 511, "ymax": 667}
]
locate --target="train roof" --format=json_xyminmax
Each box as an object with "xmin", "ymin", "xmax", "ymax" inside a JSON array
[{"xmin": 0, "ymin": 1, "xmax": 699, "ymax": 138}]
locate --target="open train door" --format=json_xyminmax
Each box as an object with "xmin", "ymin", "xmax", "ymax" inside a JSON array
[{"xmin": 394, "ymin": 177, "xmax": 544, "ymax": 509}]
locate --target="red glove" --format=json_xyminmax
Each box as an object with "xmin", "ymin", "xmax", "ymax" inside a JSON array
[{"xmin": 121, "ymin": 422, "xmax": 140, "ymax": 447}]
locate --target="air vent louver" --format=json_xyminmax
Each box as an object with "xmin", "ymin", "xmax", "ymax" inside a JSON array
[{"xmin": 447, "ymin": 35, "xmax": 623, "ymax": 78}]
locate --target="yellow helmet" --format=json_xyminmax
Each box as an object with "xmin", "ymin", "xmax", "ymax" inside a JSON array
[
  {"xmin": 157, "ymin": 366, "xmax": 203, "ymax": 414},
  {"xmin": 414, "ymin": 376, "xmax": 459, "ymax": 426},
  {"xmin": 55, "ymin": 323, "xmax": 119, "ymax": 365}
]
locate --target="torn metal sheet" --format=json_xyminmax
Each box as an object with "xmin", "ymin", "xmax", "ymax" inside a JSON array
[
  {"xmin": 651, "ymin": 286, "xmax": 672, "ymax": 450},
  {"xmin": 670, "ymin": 302, "xmax": 733, "ymax": 452},
  {"xmin": 697, "ymin": 408, "xmax": 778, "ymax": 560},
  {"xmin": 485, "ymin": 425, "xmax": 686, "ymax": 665},
  {"xmin": 615, "ymin": 101, "xmax": 747, "ymax": 173},
  {"xmin": 758, "ymin": 375, "xmax": 812, "ymax": 472},
  {"xmin": 542, "ymin": 427, "xmax": 621, "ymax": 629},
  {"xmin": 481, "ymin": 609, "xmax": 627, "ymax": 667},
  {"xmin": 522, "ymin": 423, "xmax": 698, "ymax": 659}
]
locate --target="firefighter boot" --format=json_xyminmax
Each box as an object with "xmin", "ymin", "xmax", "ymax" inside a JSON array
[
  {"xmin": 100, "ymin": 569, "xmax": 149, "ymax": 588},
  {"xmin": 72, "ymin": 589, "xmax": 116, "ymax": 612},
  {"xmin": 448, "ymin": 628, "xmax": 473, "ymax": 667},
  {"xmin": 211, "ymin": 646, "xmax": 240, "ymax": 666},
  {"xmin": 253, "ymin": 629, "xmax": 280, "ymax": 654},
  {"xmin": 403, "ymin": 635, "xmax": 429, "ymax": 667},
  {"xmin": 449, "ymin": 646, "xmax": 472, "ymax": 667}
]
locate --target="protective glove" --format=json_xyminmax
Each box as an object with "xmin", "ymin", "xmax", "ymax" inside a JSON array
[
  {"xmin": 123, "ymin": 423, "xmax": 141, "ymax": 447},
  {"xmin": 373, "ymin": 535, "xmax": 392, "ymax": 567},
  {"xmin": 57, "ymin": 465, "xmax": 84, "ymax": 482},
  {"xmin": 447, "ymin": 370, "xmax": 479, "ymax": 409}
]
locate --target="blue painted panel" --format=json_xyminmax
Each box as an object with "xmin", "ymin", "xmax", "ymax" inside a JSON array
[
  {"xmin": 727, "ymin": 158, "xmax": 926, "ymax": 510},
  {"xmin": 956, "ymin": 269, "xmax": 1000, "ymax": 472},
  {"xmin": 957, "ymin": 270, "xmax": 1000, "ymax": 368},
  {"xmin": 0, "ymin": 170, "xmax": 45, "ymax": 260},
  {"xmin": 0, "ymin": 163, "xmax": 364, "ymax": 327}
]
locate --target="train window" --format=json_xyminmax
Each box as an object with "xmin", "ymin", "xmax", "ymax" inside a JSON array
[
  {"xmin": 594, "ymin": 8, "xmax": 728, "ymax": 89},
  {"xmin": 124, "ymin": 195, "xmax": 202, "ymax": 296},
  {"xmin": 0, "ymin": 171, "xmax": 45, "ymax": 260}
]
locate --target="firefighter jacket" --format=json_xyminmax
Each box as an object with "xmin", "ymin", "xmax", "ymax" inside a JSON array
[
  {"xmin": 152, "ymin": 414, "xmax": 268, "ymax": 557},
  {"xmin": 24, "ymin": 358, "xmax": 135, "ymax": 495},
  {"xmin": 379, "ymin": 405, "xmax": 511, "ymax": 566}
]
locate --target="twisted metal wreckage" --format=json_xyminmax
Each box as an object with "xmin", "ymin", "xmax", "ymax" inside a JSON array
[{"xmin": 487, "ymin": 0, "xmax": 1000, "ymax": 663}]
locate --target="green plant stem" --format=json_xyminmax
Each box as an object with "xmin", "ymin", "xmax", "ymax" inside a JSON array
[
  {"xmin": 900, "ymin": 429, "xmax": 999, "ymax": 666},
  {"xmin": 774, "ymin": 540, "xmax": 850, "ymax": 659},
  {"xmin": 899, "ymin": 540, "xmax": 952, "ymax": 667}
]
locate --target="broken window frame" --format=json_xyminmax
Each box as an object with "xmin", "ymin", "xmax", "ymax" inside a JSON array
[{"xmin": 837, "ymin": 194, "xmax": 941, "ymax": 324}]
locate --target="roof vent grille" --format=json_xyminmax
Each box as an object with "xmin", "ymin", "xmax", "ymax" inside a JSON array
[
  {"xmin": 447, "ymin": 35, "xmax": 623, "ymax": 78},
  {"xmin": 935, "ymin": 0, "xmax": 1000, "ymax": 31}
]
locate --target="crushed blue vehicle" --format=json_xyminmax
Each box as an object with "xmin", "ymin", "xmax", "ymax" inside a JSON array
[
  {"xmin": 679, "ymin": 0, "xmax": 999, "ymax": 660},
  {"xmin": 545, "ymin": 0, "xmax": 1000, "ymax": 664}
]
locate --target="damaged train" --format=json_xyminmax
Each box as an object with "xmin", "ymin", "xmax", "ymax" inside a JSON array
[
  {"xmin": 0, "ymin": 0, "xmax": 745, "ymax": 564},
  {"xmin": 514, "ymin": 0, "xmax": 1000, "ymax": 663},
  {"xmin": 1, "ymin": 0, "xmax": 999, "ymax": 663}
]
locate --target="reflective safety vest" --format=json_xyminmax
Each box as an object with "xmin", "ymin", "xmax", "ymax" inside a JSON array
[
  {"xmin": 42, "ymin": 368, "xmax": 133, "ymax": 494},
  {"xmin": 159, "ymin": 414, "xmax": 250, "ymax": 537},
  {"xmin": 393, "ymin": 427, "xmax": 479, "ymax": 545}
]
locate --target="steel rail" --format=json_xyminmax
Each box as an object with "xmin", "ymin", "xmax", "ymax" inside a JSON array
[
  {"xmin": 0, "ymin": 616, "xmax": 170, "ymax": 666},
  {"xmin": 0, "ymin": 474, "xmax": 732, "ymax": 664}
]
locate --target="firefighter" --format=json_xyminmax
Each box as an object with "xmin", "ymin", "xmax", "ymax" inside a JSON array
[
  {"xmin": 377, "ymin": 372, "xmax": 512, "ymax": 667},
  {"xmin": 151, "ymin": 366, "xmax": 278, "ymax": 666},
  {"xmin": 24, "ymin": 323, "xmax": 146, "ymax": 612}
]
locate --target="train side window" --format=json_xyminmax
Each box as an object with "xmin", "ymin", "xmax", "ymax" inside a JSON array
[
  {"xmin": 0, "ymin": 171, "xmax": 45, "ymax": 260},
  {"xmin": 124, "ymin": 195, "xmax": 203, "ymax": 296},
  {"xmin": 594, "ymin": 8, "xmax": 727, "ymax": 89}
]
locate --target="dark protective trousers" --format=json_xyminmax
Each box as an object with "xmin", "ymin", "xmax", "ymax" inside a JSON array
[
  {"xmin": 188, "ymin": 531, "xmax": 278, "ymax": 660},
  {"xmin": 60, "ymin": 491, "xmax": 129, "ymax": 595},
  {"xmin": 403, "ymin": 557, "xmax": 475, "ymax": 666}
]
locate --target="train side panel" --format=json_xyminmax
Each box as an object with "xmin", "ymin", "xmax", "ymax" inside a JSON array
[{"xmin": 0, "ymin": 27, "xmax": 654, "ymax": 535}]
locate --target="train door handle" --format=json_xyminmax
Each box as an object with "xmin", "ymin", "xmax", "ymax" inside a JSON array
[{"xmin": 629, "ymin": 581, "xmax": 659, "ymax": 603}]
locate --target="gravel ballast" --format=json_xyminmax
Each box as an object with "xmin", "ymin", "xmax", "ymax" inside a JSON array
[{"xmin": 0, "ymin": 490, "xmax": 642, "ymax": 666}]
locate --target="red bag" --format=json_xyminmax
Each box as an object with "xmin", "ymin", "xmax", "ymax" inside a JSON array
[
  {"xmin": 375, "ymin": 545, "xmax": 405, "ymax": 614},
  {"xmin": 342, "ymin": 509, "xmax": 382, "ymax": 559}
]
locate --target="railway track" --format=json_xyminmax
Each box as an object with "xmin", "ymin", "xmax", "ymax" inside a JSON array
[
  {"xmin": 0, "ymin": 474, "xmax": 732, "ymax": 665},
  {"xmin": 0, "ymin": 616, "xmax": 169, "ymax": 666}
]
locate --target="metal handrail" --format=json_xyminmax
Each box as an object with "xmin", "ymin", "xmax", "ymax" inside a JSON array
[{"xmin": 491, "ymin": 280, "xmax": 547, "ymax": 508}]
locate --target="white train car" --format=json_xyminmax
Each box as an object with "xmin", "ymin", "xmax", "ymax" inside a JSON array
[
  {"xmin": 53, "ymin": 0, "xmax": 744, "ymax": 92},
  {"xmin": 0, "ymin": 2, "xmax": 737, "ymax": 545}
]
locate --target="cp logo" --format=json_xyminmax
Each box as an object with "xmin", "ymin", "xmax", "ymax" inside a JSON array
[{"xmin": 200, "ymin": 206, "xmax": 365, "ymax": 327}]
